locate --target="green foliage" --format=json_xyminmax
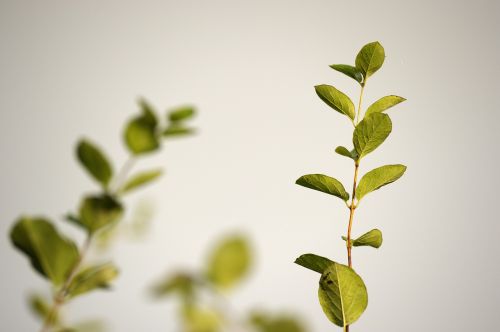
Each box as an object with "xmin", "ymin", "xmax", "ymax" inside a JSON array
[
  {"xmin": 76, "ymin": 140, "xmax": 113, "ymax": 188},
  {"xmin": 66, "ymin": 263, "xmax": 119, "ymax": 299},
  {"xmin": 119, "ymin": 169, "xmax": 163, "ymax": 194},
  {"xmin": 151, "ymin": 272, "xmax": 197, "ymax": 299},
  {"xmin": 296, "ymin": 174, "xmax": 349, "ymax": 201},
  {"xmin": 169, "ymin": 106, "xmax": 196, "ymax": 122},
  {"xmin": 315, "ymin": 85, "xmax": 355, "ymax": 121},
  {"xmin": 206, "ymin": 235, "xmax": 251, "ymax": 290},
  {"xmin": 334, "ymin": 146, "xmax": 358, "ymax": 160},
  {"xmin": 28, "ymin": 293, "xmax": 59, "ymax": 325},
  {"xmin": 342, "ymin": 229, "xmax": 383, "ymax": 248},
  {"xmin": 78, "ymin": 194, "xmax": 124, "ymax": 234},
  {"xmin": 182, "ymin": 304, "xmax": 222, "ymax": 332},
  {"xmin": 355, "ymin": 41, "xmax": 385, "ymax": 81},
  {"xmin": 365, "ymin": 95, "xmax": 406, "ymax": 116},
  {"xmin": 318, "ymin": 263, "xmax": 368, "ymax": 328},
  {"xmin": 250, "ymin": 312, "xmax": 306, "ymax": 332},
  {"xmin": 356, "ymin": 164, "xmax": 407, "ymax": 201},
  {"xmin": 124, "ymin": 117, "xmax": 160, "ymax": 154},
  {"xmin": 329, "ymin": 64, "xmax": 363, "ymax": 85},
  {"xmin": 10, "ymin": 217, "xmax": 79, "ymax": 285},
  {"xmin": 164, "ymin": 105, "xmax": 197, "ymax": 138},
  {"xmin": 294, "ymin": 254, "xmax": 333, "ymax": 274},
  {"xmin": 353, "ymin": 113, "xmax": 392, "ymax": 159}
]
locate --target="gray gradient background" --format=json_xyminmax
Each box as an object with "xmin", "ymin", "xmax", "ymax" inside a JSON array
[{"xmin": 1, "ymin": 0, "xmax": 499, "ymax": 331}]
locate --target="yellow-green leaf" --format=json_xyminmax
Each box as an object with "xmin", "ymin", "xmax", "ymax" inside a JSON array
[
  {"xmin": 329, "ymin": 64, "xmax": 363, "ymax": 84},
  {"xmin": 78, "ymin": 195, "xmax": 123, "ymax": 234},
  {"xmin": 119, "ymin": 169, "xmax": 163, "ymax": 194},
  {"xmin": 365, "ymin": 95, "xmax": 406, "ymax": 117},
  {"xmin": 295, "ymin": 253, "xmax": 333, "ymax": 274},
  {"xmin": 355, "ymin": 41, "xmax": 385, "ymax": 80},
  {"xmin": 66, "ymin": 263, "xmax": 119, "ymax": 299},
  {"xmin": 28, "ymin": 293, "xmax": 59, "ymax": 324},
  {"xmin": 356, "ymin": 164, "xmax": 407, "ymax": 201},
  {"xmin": 151, "ymin": 272, "xmax": 196, "ymax": 299},
  {"xmin": 335, "ymin": 146, "xmax": 358, "ymax": 161},
  {"xmin": 76, "ymin": 139, "xmax": 113, "ymax": 188},
  {"xmin": 342, "ymin": 229, "xmax": 383, "ymax": 248},
  {"xmin": 168, "ymin": 106, "xmax": 196, "ymax": 122},
  {"xmin": 124, "ymin": 117, "xmax": 159, "ymax": 155},
  {"xmin": 314, "ymin": 85, "xmax": 355, "ymax": 121},
  {"xmin": 296, "ymin": 174, "xmax": 349, "ymax": 201},
  {"xmin": 353, "ymin": 113, "xmax": 392, "ymax": 159}
]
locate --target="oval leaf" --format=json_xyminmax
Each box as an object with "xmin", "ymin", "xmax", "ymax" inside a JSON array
[
  {"xmin": 28, "ymin": 293, "xmax": 60, "ymax": 324},
  {"xmin": 76, "ymin": 139, "xmax": 113, "ymax": 188},
  {"xmin": 356, "ymin": 164, "xmax": 407, "ymax": 201},
  {"xmin": 206, "ymin": 235, "xmax": 251, "ymax": 290},
  {"xmin": 365, "ymin": 95, "xmax": 406, "ymax": 117},
  {"xmin": 335, "ymin": 146, "xmax": 358, "ymax": 161},
  {"xmin": 151, "ymin": 272, "xmax": 196, "ymax": 299},
  {"xmin": 314, "ymin": 85, "xmax": 355, "ymax": 121},
  {"xmin": 138, "ymin": 98, "xmax": 158, "ymax": 127},
  {"xmin": 355, "ymin": 41, "xmax": 385, "ymax": 80},
  {"xmin": 296, "ymin": 174, "xmax": 349, "ymax": 201},
  {"xmin": 318, "ymin": 262, "xmax": 368, "ymax": 327},
  {"xmin": 329, "ymin": 64, "xmax": 363, "ymax": 84},
  {"xmin": 124, "ymin": 117, "xmax": 159, "ymax": 155},
  {"xmin": 342, "ymin": 229, "xmax": 383, "ymax": 248},
  {"xmin": 353, "ymin": 113, "xmax": 392, "ymax": 159},
  {"xmin": 168, "ymin": 106, "xmax": 196, "ymax": 122},
  {"xmin": 295, "ymin": 253, "xmax": 333, "ymax": 274},
  {"xmin": 119, "ymin": 169, "xmax": 163, "ymax": 194},
  {"xmin": 79, "ymin": 195, "xmax": 124, "ymax": 234},
  {"xmin": 163, "ymin": 124, "xmax": 195, "ymax": 138},
  {"xmin": 10, "ymin": 217, "xmax": 79, "ymax": 285},
  {"xmin": 67, "ymin": 263, "xmax": 119, "ymax": 299}
]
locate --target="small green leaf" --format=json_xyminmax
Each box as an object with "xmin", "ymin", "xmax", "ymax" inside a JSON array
[
  {"xmin": 76, "ymin": 140, "xmax": 113, "ymax": 188},
  {"xmin": 78, "ymin": 195, "xmax": 123, "ymax": 234},
  {"xmin": 66, "ymin": 263, "xmax": 119, "ymax": 299},
  {"xmin": 365, "ymin": 95, "xmax": 406, "ymax": 116},
  {"xmin": 329, "ymin": 64, "xmax": 363, "ymax": 84},
  {"xmin": 168, "ymin": 106, "xmax": 196, "ymax": 122},
  {"xmin": 119, "ymin": 169, "xmax": 163, "ymax": 194},
  {"xmin": 314, "ymin": 85, "xmax": 355, "ymax": 121},
  {"xmin": 10, "ymin": 217, "xmax": 79, "ymax": 285},
  {"xmin": 353, "ymin": 113, "xmax": 392, "ymax": 159},
  {"xmin": 151, "ymin": 272, "xmax": 196, "ymax": 299},
  {"xmin": 355, "ymin": 41, "xmax": 385, "ymax": 80},
  {"xmin": 335, "ymin": 146, "xmax": 358, "ymax": 160},
  {"xmin": 182, "ymin": 304, "xmax": 221, "ymax": 332},
  {"xmin": 28, "ymin": 293, "xmax": 59, "ymax": 324},
  {"xmin": 318, "ymin": 262, "xmax": 368, "ymax": 327},
  {"xmin": 294, "ymin": 253, "xmax": 333, "ymax": 274},
  {"xmin": 138, "ymin": 98, "xmax": 158, "ymax": 127},
  {"xmin": 250, "ymin": 312, "xmax": 306, "ymax": 332},
  {"xmin": 296, "ymin": 174, "xmax": 349, "ymax": 201},
  {"xmin": 206, "ymin": 235, "xmax": 252, "ymax": 290},
  {"xmin": 356, "ymin": 164, "xmax": 407, "ymax": 201},
  {"xmin": 124, "ymin": 117, "xmax": 159, "ymax": 155},
  {"xmin": 163, "ymin": 124, "xmax": 195, "ymax": 137},
  {"xmin": 342, "ymin": 229, "xmax": 383, "ymax": 248}
]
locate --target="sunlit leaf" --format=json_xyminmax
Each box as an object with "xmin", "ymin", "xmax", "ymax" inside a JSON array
[
  {"xmin": 66, "ymin": 263, "xmax": 119, "ymax": 299},
  {"xmin": 10, "ymin": 217, "xmax": 79, "ymax": 285},
  {"xmin": 356, "ymin": 164, "xmax": 406, "ymax": 201},
  {"xmin": 119, "ymin": 169, "xmax": 163, "ymax": 194},
  {"xmin": 314, "ymin": 85, "xmax": 355, "ymax": 120},
  {"xmin": 296, "ymin": 174, "xmax": 349, "ymax": 201},
  {"xmin": 78, "ymin": 195, "xmax": 123, "ymax": 234},
  {"xmin": 335, "ymin": 146, "xmax": 358, "ymax": 160},
  {"xmin": 206, "ymin": 235, "xmax": 252, "ymax": 290},
  {"xmin": 182, "ymin": 304, "xmax": 221, "ymax": 332},
  {"xmin": 353, "ymin": 113, "xmax": 392, "ymax": 159},
  {"xmin": 329, "ymin": 64, "xmax": 363, "ymax": 84},
  {"xmin": 365, "ymin": 95, "xmax": 406, "ymax": 117},
  {"xmin": 169, "ymin": 106, "xmax": 196, "ymax": 122},
  {"xmin": 318, "ymin": 262, "xmax": 368, "ymax": 327},
  {"xmin": 355, "ymin": 41, "xmax": 385, "ymax": 80},
  {"xmin": 342, "ymin": 229, "xmax": 383, "ymax": 248},
  {"xmin": 76, "ymin": 140, "xmax": 113, "ymax": 188},
  {"xmin": 124, "ymin": 117, "xmax": 159, "ymax": 155},
  {"xmin": 294, "ymin": 253, "xmax": 333, "ymax": 274}
]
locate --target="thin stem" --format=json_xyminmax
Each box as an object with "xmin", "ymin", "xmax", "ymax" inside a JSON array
[
  {"xmin": 355, "ymin": 84, "xmax": 365, "ymax": 125},
  {"xmin": 109, "ymin": 156, "xmax": 136, "ymax": 194},
  {"xmin": 40, "ymin": 235, "xmax": 92, "ymax": 332}
]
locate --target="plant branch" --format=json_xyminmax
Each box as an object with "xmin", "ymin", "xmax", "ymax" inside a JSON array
[
  {"xmin": 355, "ymin": 84, "xmax": 365, "ymax": 125},
  {"xmin": 109, "ymin": 156, "xmax": 136, "ymax": 194}
]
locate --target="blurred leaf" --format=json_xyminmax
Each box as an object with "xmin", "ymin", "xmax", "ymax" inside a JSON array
[
  {"xmin": 315, "ymin": 85, "xmax": 355, "ymax": 120},
  {"xmin": 56, "ymin": 320, "xmax": 106, "ymax": 332},
  {"xmin": 355, "ymin": 41, "xmax": 385, "ymax": 80},
  {"xmin": 28, "ymin": 293, "xmax": 59, "ymax": 325},
  {"xmin": 356, "ymin": 164, "xmax": 407, "ymax": 201},
  {"xmin": 151, "ymin": 272, "xmax": 196, "ymax": 299},
  {"xmin": 365, "ymin": 95, "xmax": 406, "ymax": 117},
  {"xmin": 250, "ymin": 312, "xmax": 306, "ymax": 332},
  {"xmin": 318, "ymin": 262, "xmax": 368, "ymax": 327},
  {"xmin": 182, "ymin": 304, "xmax": 221, "ymax": 332},
  {"xmin": 169, "ymin": 106, "xmax": 196, "ymax": 122},
  {"xmin": 342, "ymin": 229, "xmax": 383, "ymax": 248},
  {"xmin": 79, "ymin": 195, "xmax": 123, "ymax": 234},
  {"xmin": 294, "ymin": 253, "xmax": 333, "ymax": 274},
  {"xmin": 76, "ymin": 139, "xmax": 113, "ymax": 188},
  {"xmin": 353, "ymin": 113, "xmax": 392, "ymax": 159},
  {"xmin": 329, "ymin": 64, "xmax": 363, "ymax": 84},
  {"xmin": 138, "ymin": 98, "xmax": 158, "ymax": 127},
  {"xmin": 296, "ymin": 174, "xmax": 349, "ymax": 201},
  {"xmin": 119, "ymin": 169, "xmax": 163, "ymax": 194},
  {"xmin": 10, "ymin": 217, "xmax": 79, "ymax": 285},
  {"xmin": 66, "ymin": 263, "xmax": 119, "ymax": 299},
  {"xmin": 206, "ymin": 235, "xmax": 251, "ymax": 290},
  {"xmin": 124, "ymin": 117, "xmax": 159, "ymax": 155},
  {"xmin": 163, "ymin": 124, "xmax": 195, "ymax": 137},
  {"xmin": 334, "ymin": 146, "xmax": 358, "ymax": 161}
]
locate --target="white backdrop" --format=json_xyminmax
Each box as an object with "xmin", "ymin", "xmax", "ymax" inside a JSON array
[{"xmin": 1, "ymin": 0, "xmax": 499, "ymax": 331}]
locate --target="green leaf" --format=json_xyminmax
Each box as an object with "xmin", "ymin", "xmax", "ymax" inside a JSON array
[
  {"xmin": 119, "ymin": 169, "xmax": 163, "ymax": 194},
  {"xmin": 355, "ymin": 41, "xmax": 385, "ymax": 80},
  {"xmin": 314, "ymin": 85, "xmax": 355, "ymax": 121},
  {"xmin": 296, "ymin": 174, "xmax": 349, "ymax": 201},
  {"xmin": 66, "ymin": 263, "xmax": 119, "ymax": 299},
  {"xmin": 76, "ymin": 139, "xmax": 113, "ymax": 188},
  {"xmin": 10, "ymin": 217, "xmax": 79, "ymax": 285},
  {"xmin": 356, "ymin": 164, "xmax": 407, "ymax": 201},
  {"xmin": 353, "ymin": 113, "xmax": 392, "ymax": 159},
  {"xmin": 335, "ymin": 146, "xmax": 358, "ymax": 161},
  {"xmin": 138, "ymin": 98, "xmax": 158, "ymax": 127},
  {"xmin": 250, "ymin": 312, "xmax": 305, "ymax": 332},
  {"xmin": 182, "ymin": 304, "xmax": 221, "ymax": 332},
  {"xmin": 168, "ymin": 106, "xmax": 196, "ymax": 122},
  {"xmin": 163, "ymin": 124, "xmax": 195, "ymax": 137},
  {"xmin": 28, "ymin": 293, "xmax": 59, "ymax": 324},
  {"xmin": 294, "ymin": 253, "xmax": 333, "ymax": 274},
  {"xmin": 78, "ymin": 195, "xmax": 124, "ymax": 234},
  {"xmin": 151, "ymin": 272, "xmax": 196, "ymax": 299},
  {"xmin": 365, "ymin": 95, "xmax": 406, "ymax": 116},
  {"xmin": 124, "ymin": 117, "xmax": 159, "ymax": 155},
  {"xmin": 318, "ymin": 262, "xmax": 368, "ymax": 327},
  {"xmin": 342, "ymin": 229, "xmax": 383, "ymax": 248},
  {"xmin": 329, "ymin": 64, "xmax": 363, "ymax": 84},
  {"xmin": 206, "ymin": 235, "xmax": 252, "ymax": 290}
]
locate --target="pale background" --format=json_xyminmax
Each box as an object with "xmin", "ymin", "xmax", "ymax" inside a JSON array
[{"xmin": 1, "ymin": 0, "xmax": 499, "ymax": 331}]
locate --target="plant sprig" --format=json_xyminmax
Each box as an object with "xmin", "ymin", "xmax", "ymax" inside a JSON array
[
  {"xmin": 294, "ymin": 41, "xmax": 407, "ymax": 331},
  {"xmin": 9, "ymin": 99, "xmax": 196, "ymax": 332}
]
